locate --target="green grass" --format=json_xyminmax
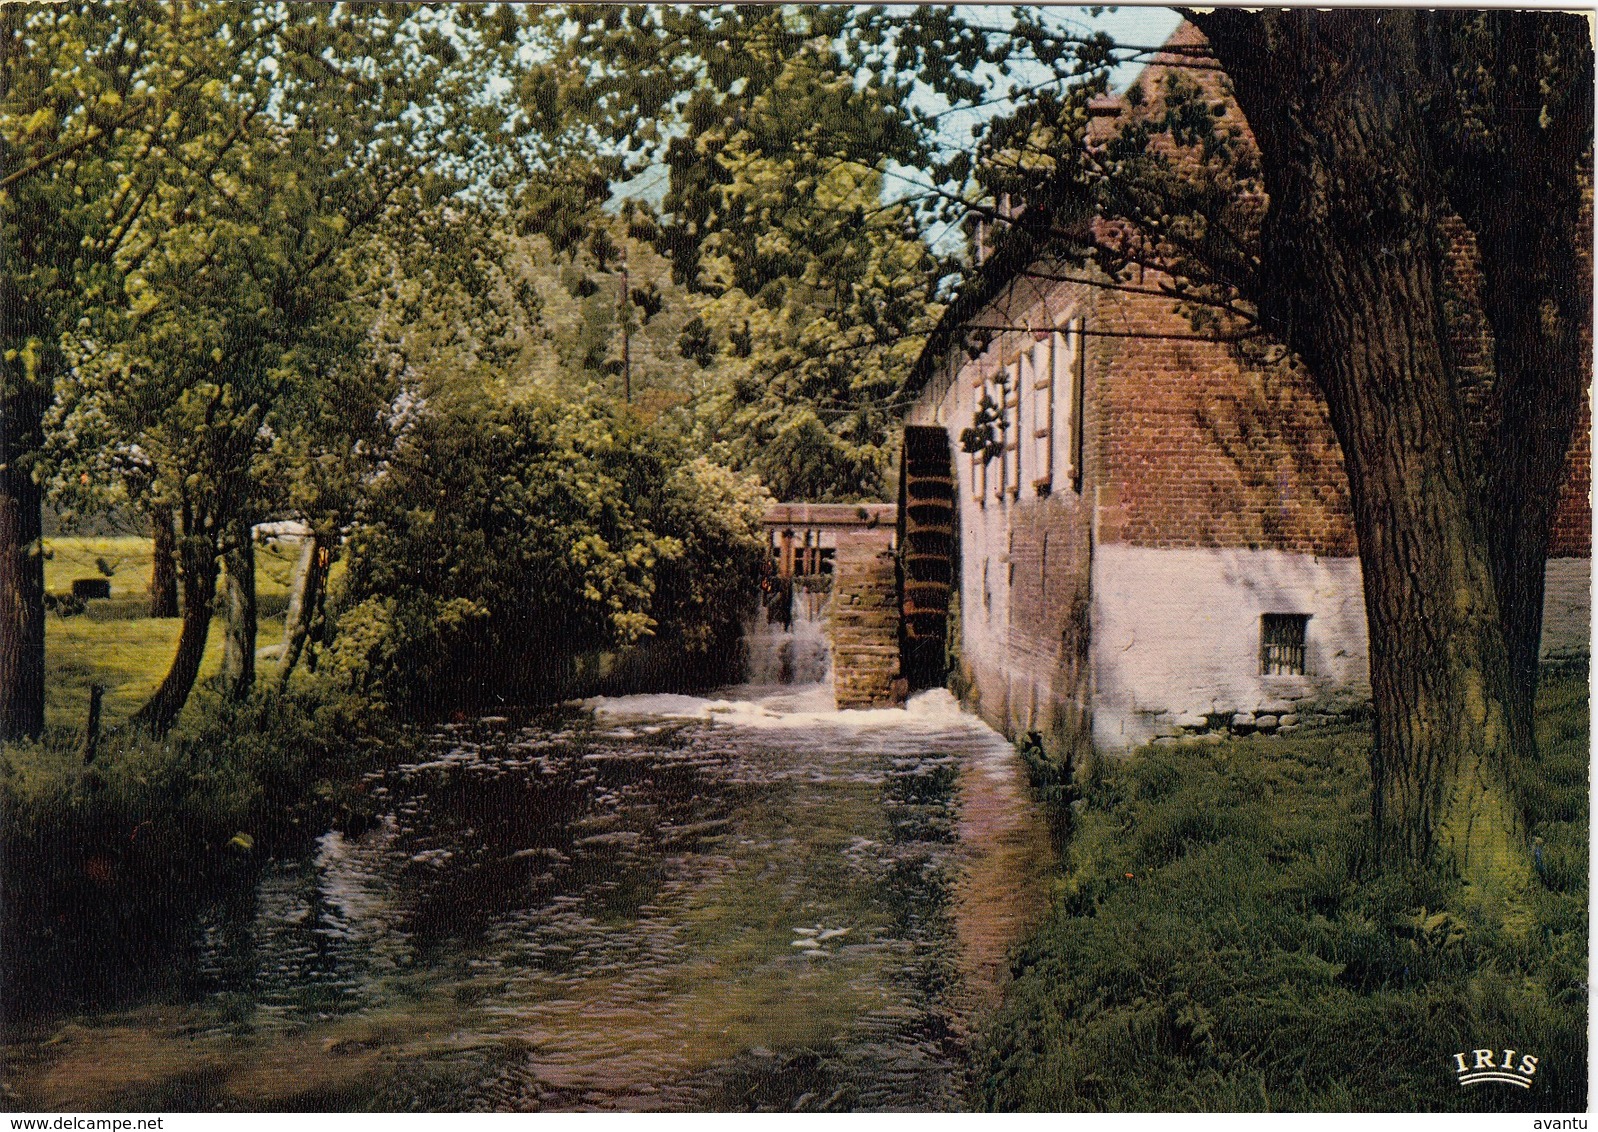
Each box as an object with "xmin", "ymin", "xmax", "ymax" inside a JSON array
[
  {"xmin": 43, "ymin": 534, "xmax": 299, "ymax": 604},
  {"xmin": 977, "ymin": 666, "xmax": 1589, "ymax": 1112},
  {"xmin": 36, "ymin": 536, "xmax": 302, "ymax": 740}
]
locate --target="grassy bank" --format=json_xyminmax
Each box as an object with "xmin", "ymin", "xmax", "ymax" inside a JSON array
[
  {"xmin": 3, "ymin": 537, "xmax": 393, "ymax": 1023},
  {"xmin": 978, "ymin": 666, "xmax": 1588, "ymax": 1112}
]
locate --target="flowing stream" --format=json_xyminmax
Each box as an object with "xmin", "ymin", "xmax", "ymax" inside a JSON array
[{"xmin": 4, "ymin": 622, "xmax": 1054, "ymax": 1112}]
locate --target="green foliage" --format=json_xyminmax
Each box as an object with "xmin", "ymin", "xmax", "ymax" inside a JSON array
[
  {"xmin": 958, "ymin": 391, "xmax": 1007, "ymax": 462},
  {"xmin": 1015, "ymin": 729, "xmax": 1077, "ymax": 809},
  {"xmin": 328, "ymin": 389, "xmax": 766, "ymax": 715},
  {"xmin": 44, "ymin": 4, "xmax": 513, "ymax": 524},
  {"xmin": 3, "ymin": 2, "xmax": 244, "ymax": 468},
  {"xmin": 19, "ymin": 3, "xmax": 549, "ymax": 727},
  {"xmin": 538, "ymin": 6, "xmax": 953, "ymax": 501},
  {"xmin": 977, "ymin": 669, "xmax": 1589, "ymax": 1111}
]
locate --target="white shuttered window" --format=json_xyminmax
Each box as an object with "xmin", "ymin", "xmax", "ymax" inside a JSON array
[
  {"xmin": 1053, "ymin": 319, "xmax": 1085, "ymax": 492},
  {"xmin": 1031, "ymin": 334, "xmax": 1054, "ymax": 492}
]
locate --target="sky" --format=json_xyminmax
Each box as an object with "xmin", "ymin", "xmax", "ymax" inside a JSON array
[{"xmin": 921, "ymin": 5, "xmax": 1185, "ymax": 154}]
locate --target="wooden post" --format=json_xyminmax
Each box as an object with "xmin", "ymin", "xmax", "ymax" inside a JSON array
[
  {"xmin": 82, "ymin": 683, "xmax": 104, "ymax": 765},
  {"xmin": 780, "ymin": 529, "xmax": 795, "ymax": 579},
  {"xmin": 620, "ymin": 258, "xmax": 631, "ymax": 403}
]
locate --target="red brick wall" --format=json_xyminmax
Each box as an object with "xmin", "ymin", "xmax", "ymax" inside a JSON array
[
  {"xmin": 1089, "ymin": 22, "xmax": 1589, "ymax": 562},
  {"xmin": 1552, "ymin": 393, "xmax": 1592, "ymax": 557},
  {"xmin": 1090, "ymin": 286, "xmax": 1357, "ymax": 554}
]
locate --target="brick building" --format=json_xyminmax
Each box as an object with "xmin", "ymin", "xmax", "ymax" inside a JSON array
[{"xmin": 901, "ymin": 24, "xmax": 1592, "ymax": 752}]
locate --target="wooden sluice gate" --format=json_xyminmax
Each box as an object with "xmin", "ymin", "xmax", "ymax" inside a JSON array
[
  {"xmin": 759, "ymin": 502, "xmax": 899, "ymax": 707},
  {"xmin": 759, "ymin": 429, "xmax": 956, "ymax": 709}
]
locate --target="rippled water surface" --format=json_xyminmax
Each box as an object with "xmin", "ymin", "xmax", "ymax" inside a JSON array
[{"xmin": 4, "ymin": 686, "xmax": 1053, "ymax": 1112}]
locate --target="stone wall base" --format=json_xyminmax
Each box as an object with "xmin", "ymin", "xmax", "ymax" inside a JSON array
[{"xmin": 831, "ymin": 539, "xmax": 901, "ymax": 708}]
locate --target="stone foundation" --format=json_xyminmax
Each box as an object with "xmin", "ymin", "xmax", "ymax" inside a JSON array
[{"xmin": 830, "ymin": 535, "xmax": 901, "ymax": 708}]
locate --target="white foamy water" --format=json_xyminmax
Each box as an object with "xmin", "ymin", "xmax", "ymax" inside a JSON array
[
  {"xmin": 743, "ymin": 586, "xmax": 833, "ymax": 686},
  {"xmin": 583, "ymin": 684, "xmax": 991, "ymax": 736}
]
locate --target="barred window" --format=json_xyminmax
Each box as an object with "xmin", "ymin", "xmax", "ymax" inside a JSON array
[{"xmin": 1260, "ymin": 613, "xmax": 1309, "ymax": 676}]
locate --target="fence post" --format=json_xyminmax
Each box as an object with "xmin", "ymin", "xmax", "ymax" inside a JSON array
[{"xmin": 82, "ymin": 684, "xmax": 105, "ymax": 765}]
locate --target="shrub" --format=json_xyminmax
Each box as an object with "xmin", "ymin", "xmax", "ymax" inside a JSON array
[{"xmin": 328, "ymin": 390, "xmax": 767, "ymax": 714}]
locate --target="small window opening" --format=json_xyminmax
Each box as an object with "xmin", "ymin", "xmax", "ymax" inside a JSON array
[{"xmin": 1260, "ymin": 613, "xmax": 1309, "ymax": 676}]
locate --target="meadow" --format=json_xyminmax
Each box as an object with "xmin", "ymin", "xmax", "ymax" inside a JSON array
[{"xmin": 33, "ymin": 535, "xmax": 301, "ymax": 749}]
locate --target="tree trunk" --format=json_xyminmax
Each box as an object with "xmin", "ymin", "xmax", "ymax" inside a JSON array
[
  {"xmin": 1418, "ymin": 11, "xmax": 1594, "ymax": 766},
  {"xmin": 1, "ymin": 335, "xmax": 51, "ymax": 742},
  {"xmin": 149, "ymin": 505, "xmax": 179, "ymax": 618},
  {"xmin": 280, "ymin": 535, "xmax": 315, "ymax": 653},
  {"xmin": 220, "ymin": 516, "xmax": 256, "ymax": 699},
  {"xmin": 0, "ymin": 459, "xmax": 45, "ymax": 741},
  {"xmin": 1191, "ymin": 9, "xmax": 1530, "ymax": 891},
  {"xmin": 278, "ymin": 533, "xmax": 330, "ymax": 688},
  {"xmin": 130, "ymin": 517, "xmax": 220, "ymax": 737},
  {"xmin": 1477, "ymin": 265, "xmax": 1585, "ymax": 766}
]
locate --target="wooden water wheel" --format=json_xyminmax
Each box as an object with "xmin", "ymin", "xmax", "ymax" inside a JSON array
[{"xmin": 897, "ymin": 425, "xmax": 955, "ymax": 690}]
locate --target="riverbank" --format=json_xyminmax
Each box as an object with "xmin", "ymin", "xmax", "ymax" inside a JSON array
[
  {"xmin": 3, "ymin": 506, "xmax": 762, "ymax": 1028},
  {"xmin": 2, "ymin": 535, "xmax": 401, "ymax": 1021},
  {"xmin": 977, "ymin": 664, "xmax": 1589, "ymax": 1112}
]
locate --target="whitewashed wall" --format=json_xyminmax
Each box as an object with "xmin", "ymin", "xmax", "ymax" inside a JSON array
[
  {"xmin": 1089, "ymin": 545, "xmax": 1591, "ymax": 750},
  {"xmin": 1088, "ymin": 545, "xmax": 1368, "ymax": 748},
  {"xmin": 1542, "ymin": 557, "xmax": 1592, "ymax": 661}
]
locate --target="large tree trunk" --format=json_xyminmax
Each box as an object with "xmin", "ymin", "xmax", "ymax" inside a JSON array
[
  {"xmin": 149, "ymin": 504, "xmax": 179, "ymax": 619},
  {"xmin": 1477, "ymin": 264, "xmax": 1586, "ymax": 766},
  {"xmin": 0, "ymin": 458, "xmax": 45, "ymax": 741},
  {"xmin": 1417, "ymin": 11, "xmax": 1594, "ymax": 765},
  {"xmin": 131, "ymin": 512, "xmax": 220, "ymax": 737},
  {"xmin": 1191, "ymin": 9, "xmax": 1530, "ymax": 891},
  {"xmin": 220, "ymin": 516, "xmax": 256, "ymax": 699}
]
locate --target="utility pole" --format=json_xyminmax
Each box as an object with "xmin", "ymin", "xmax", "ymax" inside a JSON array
[{"xmin": 619, "ymin": 252, "xmax": 631, "ymax": 404}]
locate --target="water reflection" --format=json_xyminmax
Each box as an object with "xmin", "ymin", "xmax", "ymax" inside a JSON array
[{"xmin": 4, "ymin": 687, "xmax": 1052, "ymax": 1112}]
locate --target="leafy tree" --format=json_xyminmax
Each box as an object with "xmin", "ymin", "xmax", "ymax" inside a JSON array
[
  {"xmin": 683, "ymin": 153, "xmax": 941, "ymax": 501},
  {"xmin": 1, "ymin": 1, "xmax": 257, "ymax": 738},
  {"xmin": 534, "ymin": 5, "xmax": 951, "ymax": 501},
  {"xmin": 45, "ymin": 4, "xmax": 518, "ymax": 731}
]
